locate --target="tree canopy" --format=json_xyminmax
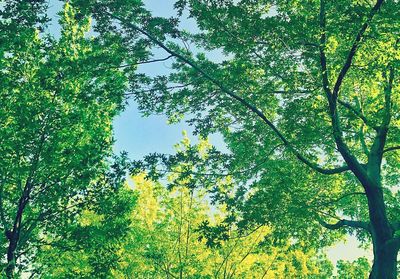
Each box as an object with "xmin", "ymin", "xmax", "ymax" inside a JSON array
[
  {"xmin": 0, "ymin": 1, "xmax": 140, "ymax": 276},
  {"xmin": 1, "ymin": 0, "xmax": 399, "ymax": 278},
  {"xmin": 34, "ymin": 137, "xmax": 335, "ymax": 278},
  {"xmin": 95, "ymin": 0, "xmax": 399, "ymax": 278}
]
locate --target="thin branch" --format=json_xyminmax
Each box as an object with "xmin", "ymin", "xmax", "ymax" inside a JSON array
[
  {"xmin": 214, "ymin": 238, "xmax": 240, "ymax": 278},
  {"xmin": 338, "ymin": 99, "xmax": 378, "ymax": 130},
  {"xmin": 381, "ymin": 65, "xmax": 394, "ymax": 129},
  {"xmin": 229, "ymin": 225, "xmax": 264, "ymax": 240},
  {"xmin": 94, "ymin": 55, "xmax": 173, "ymax": 72},
  {"xmin": 266, "ymin": 89, "xmax": 316, "ymax": 95},
  {"xmin": 17, "ymin": 239, "xmax": 78, "ymax": 260},
  {"xmin": 167, "ymin": 144, "xmax": 283, "ymax": 178},
  {"xmin": 261, "ymin": 252, "xmax": 279, "ymax": 279},
  {"xmin": 227, "ymin": 228, "xmax": 265, "ymax": 279},
  {"xmin": 317, "ymin": 192, "xmax": 366, "ymax": 207},
  {"xmin": 359, "ymin": 124, "xmax": 370, "ymax": 156},
  {"xmin": 124, "ymin": 83, "xmax": 192, "ymax": 97},
  {"xmin": 23, "ymin": 200, "xmax": 86, "ymax": 227},
  {"xmin": 153, "ymin": 260, "xmax": 177, "ymax": 279},
  {"xmin": 109, "ymin": 12, "xmax": 350, "ymax": 176}
]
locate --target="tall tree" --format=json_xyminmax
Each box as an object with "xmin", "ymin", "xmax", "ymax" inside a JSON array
[
  {"xmin": 0, "ymin": 2, "xmax": 144, "ymax": 277},
  {"xmin": 96, "ymin": 0, "xmax": 400, "ymax": 278}
]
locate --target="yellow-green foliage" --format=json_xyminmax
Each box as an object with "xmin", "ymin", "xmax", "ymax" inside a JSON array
[{"xmin": 113, "ymin": 173, "xmax": 332, "ymax": 279}]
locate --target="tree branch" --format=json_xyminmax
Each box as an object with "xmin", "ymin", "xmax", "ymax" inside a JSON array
[
  {"xmin": 319, "ymin": 0, "xmax": 332, "ymax": 98},
  {"xmin": 96, "ymin": 55, "xmax": 174, "ymax": 72},
  {"xmin": 391, "ymin": 222, "xmax": 400, "ymax": 232},
  {"xmin": 261, "ymin": 252, "xmax": 280, "ymax": 279},
  {"xmin": 359, "ymin": 125, "xmax": 370, "ymax": 156},
  {"xmin": 318, "ymin": 0, "xmax": 373, "ymax": 184},
  {"xmin": 367, "ymin": 66, "xmax": 394, "ymax": 168},
  {"xmin": 109, "ymin": 12, "xmax": 350, "ymax": 176},
  {"xmin": 319, "ymin": 218, "xmax": 370, "ymax": 231},
  {"xmin": 124, "ymin": 83, "xmax": 192, "ymax": 97},
  {"xmin": 317, "ymin": 192, "xmax": 366, "ymax": 207},
  {"xmin": 268, "ymin": 90, "xmax": 314, "ymax": 95},
  {"xmin": 381, "ymin": 65, "xmax": 394, "ymax": 130},
  {"xmin": 227, "ymin": 228, "xmax": 265, "ymax": 278},
  {"xmin": 383, "ymin": 146, "xmax": 400, "ymax": 154},
  {"xmin": 338, "ymin": 99, "xmax": 378, "ymax": 130},
  {"xmin": 332, "ymin": 0, "xmax": 384, "ymax": 101},
  {"xmin": 0, "ymin": 181, "xmax": 8, "ymax": 231}
]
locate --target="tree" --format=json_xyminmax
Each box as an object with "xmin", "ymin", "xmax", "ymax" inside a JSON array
[
  {"xmin": 93, "ymin": 0, "xmax": 400, "ymax": 278},
  {"xmin": 0, "ymin": 2, "xmax": 143, "ymax": 277},
  {"xmin": 116, "ymin": 136, "xmax": 333, "ymax": 278}
]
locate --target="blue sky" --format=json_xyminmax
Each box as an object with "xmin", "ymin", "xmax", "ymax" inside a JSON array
[
  {"xmin": 112, "ymin": 0, "xmax": 226, "ymax": 159},
  {"xmin": 112, "ymin": 0, "xmax": 191, "ymax": 159}
]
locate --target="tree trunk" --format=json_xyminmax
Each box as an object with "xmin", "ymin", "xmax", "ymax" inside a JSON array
[
  {"xmin": 365, "ymin": 185, "xmax": 399, "ymax": 279},
  {"xmin": 5, "ymin": 182, "xmax": 31, "ymax": 278},
  {"xmin": 369, "ymin": 242, "xmax": 398, "ymax": 279},
  {"xmin": 5, "ymin": 238, "xmax": 17, "ymax": 278}
]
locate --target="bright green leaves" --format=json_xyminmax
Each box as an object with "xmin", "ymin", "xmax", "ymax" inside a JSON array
[
  {"xmin": 334, "ymin": 257, "xmax": 371, "ymax": 279},
  {"xmin": 32, "ymin": 179, "xmax": 137, "ymax": 278},
  {"xmin": 1, "ymin": 0, "xmax": 398, "ymax": 276},
  {"xmin": 115, "ymin": 170, "xmax": 333, "ymax": 278},
  {"xmin": 0, "ymin": 1, "xmax": 144, "ymax": 275}
]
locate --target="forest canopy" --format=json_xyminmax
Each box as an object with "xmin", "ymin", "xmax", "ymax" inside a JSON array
[{"xmin": 0, "ymin": 0, "xmax": 399, "ymax": 278}]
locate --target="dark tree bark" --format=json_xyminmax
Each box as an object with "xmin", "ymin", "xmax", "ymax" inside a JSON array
[
  {"xmin": 366, "ymin": 189, "xmax": 399, "ymax": 279},
  {"xmin": 5, "ymin": 181, "xmax": 32, "ymax": 278},
  {"xmin": 369, "ymin": 240, "xmax": 399, "ymax": 279}
]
